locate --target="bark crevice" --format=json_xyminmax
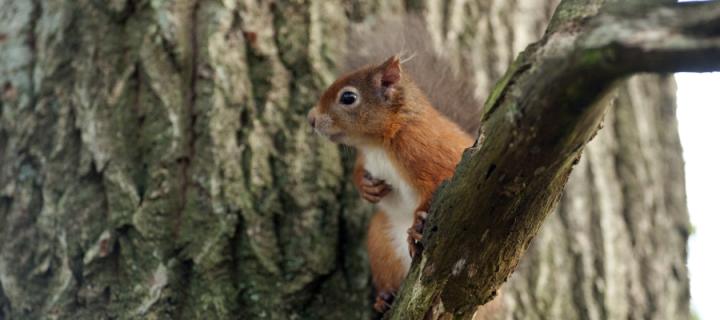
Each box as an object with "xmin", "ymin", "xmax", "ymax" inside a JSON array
[{"xmin": 176, "ymin": 0, "xmax": 201, "ymax": 237}]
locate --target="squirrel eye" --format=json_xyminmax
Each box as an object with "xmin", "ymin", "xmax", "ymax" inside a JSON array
[{"xmin": 339, "ymin": 91, "xmax": 358, "ymax": 106}]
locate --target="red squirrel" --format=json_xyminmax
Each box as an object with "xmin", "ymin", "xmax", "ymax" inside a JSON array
[{"xmin": 307, "ymin": 55, "xmax": 474, "ymax": 313}]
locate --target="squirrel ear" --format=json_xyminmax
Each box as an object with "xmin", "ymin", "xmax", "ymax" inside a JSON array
[{"xmin": 379, "ymin": 55, "xmax": 401, "ymax": 88}]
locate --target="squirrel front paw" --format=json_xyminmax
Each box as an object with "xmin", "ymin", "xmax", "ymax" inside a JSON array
[
  {"xmin": 407, "ymin": 211, "xmax": 427, "ymax": 258},
  {"xmin": 373, "ymin": 290, "xmax": 396, "ymax": 315},
  {"xmin": 359, "ymin": 171, "xmax": 391, "ymax": 203}
]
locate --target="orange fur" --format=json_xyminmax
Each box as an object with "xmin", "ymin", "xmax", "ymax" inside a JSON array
[
  {"xmin": 367, "ymin": 88, "xmax": 472, "ymax": 292},
  {"xmin": 352, "ymin": 153, "xmax": 366, "ymax": 189},
  {"xmin": 367, "ymin": 211, "xmax": 409, "ymax": 292},
  {"xmin": 385, "ymin": 105, "xmax": 473, "ymax": 211}
]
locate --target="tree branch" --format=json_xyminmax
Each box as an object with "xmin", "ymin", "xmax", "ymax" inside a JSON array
[
  {"xmin": 388, "ymin": 1, "xmax": 720, "ymax": 319},
  {"xmin": 581, "ymin": 2, "xmax": 720, "ymax": 73}
]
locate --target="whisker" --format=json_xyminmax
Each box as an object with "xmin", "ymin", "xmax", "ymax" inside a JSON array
[{"xmin": 400, "ymin": 51, "xmax": 417, "ymax": 64}]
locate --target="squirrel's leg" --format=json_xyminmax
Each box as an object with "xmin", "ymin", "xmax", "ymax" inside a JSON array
[{"xmin": 368, "ymin": 211, "xmax": 406, "ymax": 314}]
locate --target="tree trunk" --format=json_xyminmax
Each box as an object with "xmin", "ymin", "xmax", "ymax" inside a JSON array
[
  {"xmin": 502, "ymin": 75, "xmax": 690, "ymax": 320},
  {"xmin": 0, "ymin": 1, "xmax": 689, "ymax": 320}
]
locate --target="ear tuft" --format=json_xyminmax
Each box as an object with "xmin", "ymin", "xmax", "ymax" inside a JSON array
[{"xmin": 380, "ymin": 55, "xmax": 401, "ymax": 87}]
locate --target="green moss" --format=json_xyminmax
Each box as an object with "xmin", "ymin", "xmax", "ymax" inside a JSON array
[{"xmin": 482, "ymin": 54, "xmax": 530, "ymax": 121}]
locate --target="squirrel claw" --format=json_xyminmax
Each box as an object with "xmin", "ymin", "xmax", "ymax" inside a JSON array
[
  {"xmin": 360, "ymin": 172, "xmax": 391, "ymax": 203},
  {"xmin": 407, "ymin": 211, "xmax": 427, "ymax": 258},
  {"xmin": 373, "ymin": 291, "xmax": 395, "ymax": 314}
]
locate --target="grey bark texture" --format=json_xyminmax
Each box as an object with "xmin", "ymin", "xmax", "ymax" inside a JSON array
[
  {"xmin": 0, "ymin": 1, "xmax": 689, "ymax": 320},
  {"xmin": 504, "ymin": 76, "xmax": 689, "ymax": 320}
]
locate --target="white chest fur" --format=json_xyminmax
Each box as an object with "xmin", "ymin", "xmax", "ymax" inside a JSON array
[{"xmin": 361, "ymin": 147, "xmax": 419, "ymax": 271}]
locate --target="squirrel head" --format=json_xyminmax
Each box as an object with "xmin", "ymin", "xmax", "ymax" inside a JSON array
[{"xmin": 307, "ymin": 55, "xmax": 411, "ymax": 147}]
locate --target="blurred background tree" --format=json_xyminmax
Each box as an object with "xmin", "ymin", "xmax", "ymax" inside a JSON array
[{"xmin": 0, "ymin": 0, "xmax": 688, "ymax": 319}]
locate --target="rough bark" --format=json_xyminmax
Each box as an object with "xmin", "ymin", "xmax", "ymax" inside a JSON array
[
  {"xmin": 0, "ymin": 1, "xmax": 690, "ymax": 320},
  {"xmin": 503, "ymin": 76, "xmax": 690, "ymax": 320},
  {"xmin": 1, "ymin": 1, "xmax": 370, "ymax": 318}
]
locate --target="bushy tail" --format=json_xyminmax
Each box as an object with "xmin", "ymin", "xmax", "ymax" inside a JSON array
[{"xmin": 345, "ymin": 15, "xmax": 483, "ymax": 135}]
